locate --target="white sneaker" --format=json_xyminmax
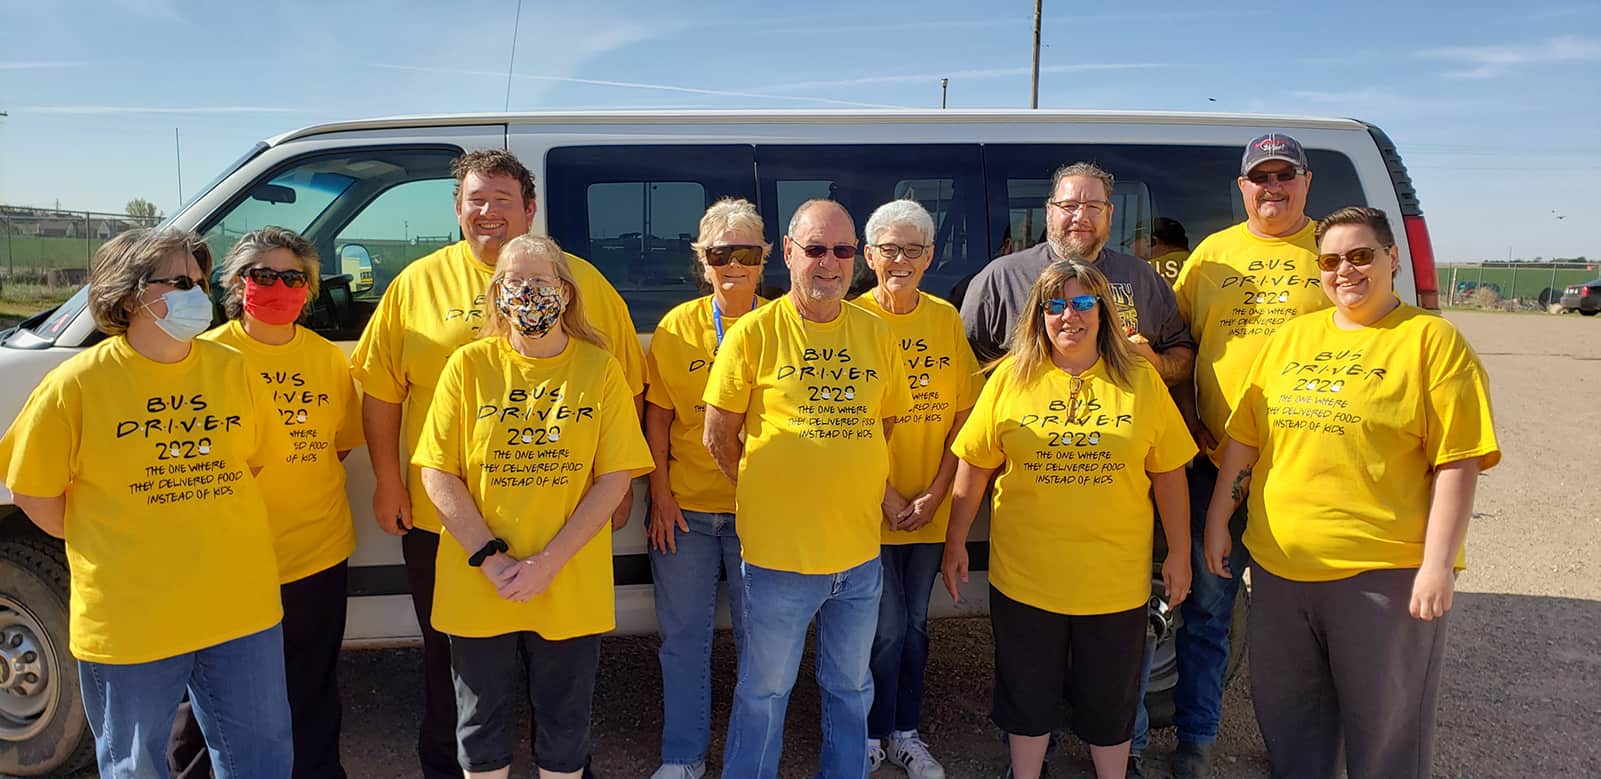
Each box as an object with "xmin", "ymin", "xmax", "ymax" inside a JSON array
[
  {"xmin": 868, "ymin": 738, "xmax": 887, "ymax": 773},
  {"xmin": 650, "ymin": 762, "xmax": 705, "ymax": 779},
  {"xmin": 890, "ymin": 732, "xmax": 946, "ymax": 779}
]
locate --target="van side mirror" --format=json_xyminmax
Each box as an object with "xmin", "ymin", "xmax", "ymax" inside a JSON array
[{"xmin": 338, "ymin": 244, "xmax": 374, "ymax": 293}]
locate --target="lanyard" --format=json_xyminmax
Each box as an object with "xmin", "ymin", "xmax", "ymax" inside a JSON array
[{"xmin": 712, "ymin": 296, "xmax": 756, "ymax": 348}]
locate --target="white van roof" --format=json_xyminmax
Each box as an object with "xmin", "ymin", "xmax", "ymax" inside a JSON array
[{"xmin": 267, "ymin": 109, "xmax": 1369, "ymax": 146}]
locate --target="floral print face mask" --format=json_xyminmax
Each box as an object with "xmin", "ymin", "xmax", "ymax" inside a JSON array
[{"xmin": 494, "ymin": 280, "xmax": 565, "ymax": 338}]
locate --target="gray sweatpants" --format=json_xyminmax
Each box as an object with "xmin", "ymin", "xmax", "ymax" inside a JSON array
[{"xmin": 1248, "ymin": 566, "xmax": 1449, "ymax": 779}]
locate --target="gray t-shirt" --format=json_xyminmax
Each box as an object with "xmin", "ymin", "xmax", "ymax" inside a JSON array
[{"xmin": 959, "ymin": 242, "xmax": 1194, "ymax": 363}]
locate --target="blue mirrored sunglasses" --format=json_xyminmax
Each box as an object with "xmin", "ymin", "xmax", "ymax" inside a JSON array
[{"xmin": 1044, "ymin": 295, "xmax": 1097, "ymax": 315}]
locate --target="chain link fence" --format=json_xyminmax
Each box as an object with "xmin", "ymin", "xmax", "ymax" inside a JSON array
[
  {"xmin": 1, "ymin": 206, "xmax": 162, "ymax": 309},
  {"xmin": 1437, "ymin": 262, "xmax": 1599, "ymax": 312}
]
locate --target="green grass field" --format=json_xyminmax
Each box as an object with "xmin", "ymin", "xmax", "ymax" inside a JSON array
[
  {"xmin": 0, "ymin": 284, "xmax": 71, "ymax": 330},
  {"xmin": 1437, "ymin": 265, "xmax": 1599, "ymax": 303}
]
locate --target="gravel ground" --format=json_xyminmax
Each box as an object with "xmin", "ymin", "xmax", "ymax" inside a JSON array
[{"xmin": 100, "ymin": 310, "xmax": 1601, "ymax": 779}]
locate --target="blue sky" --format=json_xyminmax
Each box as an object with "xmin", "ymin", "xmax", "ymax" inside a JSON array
[{"xmin": 1, "ymin": 0, "xmax": 1597, "ymax": 261}]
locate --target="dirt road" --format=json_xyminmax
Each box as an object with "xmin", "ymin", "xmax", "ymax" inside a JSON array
[{"xmin": 199, "ymin": 311, "xmax": 1601, "ymax": 777}]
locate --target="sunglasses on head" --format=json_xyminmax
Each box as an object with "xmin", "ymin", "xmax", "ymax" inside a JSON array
[
  {"xmin": 1044, "ymin": 295, "xmax": 1098, "ymax": 315},
  {"xmin": 1245, "ymin": 168, "xmax": 1303, "ymax": 185},
  {"xmin": 242, "ymin": 267, "xmax": 310, "ymax": 288},
  {"xmin": 790, "ymin": 241, "xmax": 857, "ymax": 260},
  {"xmin": 1316, "ymin": 246, "xmax": 1384, "ymax": 272},
  {"xmin": 703, "ymin": 245, "xmax": 765, "ymax": 267},
  {"xmin": 146, "ymin": 275, "xmax": 208, "ymax": 291}
]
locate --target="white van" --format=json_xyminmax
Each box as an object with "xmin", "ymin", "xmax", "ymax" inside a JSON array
[{"xmin": 0, "ymin": 110, "xmax": 1438, "ymax": 775}]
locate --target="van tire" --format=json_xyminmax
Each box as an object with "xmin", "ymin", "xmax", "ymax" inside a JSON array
[
  {"xmin": 0, "ymin": 536, "xmax": 94, "ymax": 776},
  {"xmin": 1143, "ymin": 576, "xmax": 1249, "ymax": 729}
]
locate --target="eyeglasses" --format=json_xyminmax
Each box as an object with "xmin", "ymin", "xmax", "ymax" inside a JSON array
[
  {"xmin": 703, "ymin": 245, "xmax": 765, "ymax": 267},
  {"xmin": 869, "ymin": 243, "xmax": 930, "ymax": 260},
  {"xmin": 1048, "ymin": 200, "xmax": 1111, "ymax": 216},
  {"xmin": 1316, "ymin": 246, "xmax": 1384, "ymax": 272},
  {"xmin": 1244, "ymin": 168, "xmax": 1304, "ymax": 185},
  {"xmin": 146, "ymin": 275, "xmax": 208, "ymax": 291},
  {"xmin": 242, "ymin": 267, "xmax": 309, "ymax": 288},
  {"xmin": 789, "ymin": 240, "xmax": 857, "ymax": 260},
  {"xmin": 1044, "ymin": 295, "xmax": 1098, "ymax": 315},
  {"xmin": 499, "ymin": 275, "xmax": 560, "ymax": 290}
]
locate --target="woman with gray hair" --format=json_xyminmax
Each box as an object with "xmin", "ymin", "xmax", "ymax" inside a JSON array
[
  {"xmin": 642, "ymin": 197, "xmax": 769, "ymax": 779},
  {"xmin": 0, "ymin": 228, "xmax": 293, "ymax": 777},
  {"xmin": 854, "ymin": 199, "xmax": 984, "ymax": 779},
  {"xmin": 168, "ymin": 227, "xmax": 363, "ymax": 778}
]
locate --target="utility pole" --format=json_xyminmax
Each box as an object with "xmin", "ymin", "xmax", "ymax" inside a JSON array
[
  {"xmin": 940, "ymin": 78, "xmax": 949, "ymax": 109},
  {"xmin": 175, "ymin": 128, "xmax": 185, "ymax": 205},
  {"xmin": 1030, "ymin": 0, "xmax": 1042, "ymax": 108}
]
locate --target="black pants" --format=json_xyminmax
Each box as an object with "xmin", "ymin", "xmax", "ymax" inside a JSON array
[
  {"xmin": 402, "ymin": 528, "xmax": 462, "ymax": 779},
  {"xmin": 169, "ymin": 560, "xmax": 350, "ymax": 779}
]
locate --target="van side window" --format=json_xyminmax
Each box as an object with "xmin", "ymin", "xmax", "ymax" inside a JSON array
[
  {"xmin": 983, "ymin": 144, "xmax": 1366, "ymax": 276},
  {"xmin": 546, "ymin": 145, "xmax": 758, "ymax": 332},
  {"xmin": 198, "ymin": 146, "xmax": 461, "ymax": 341},
  {"xmin": 756, "ymin": 144, "xmax": 985, "ymax": 303}
]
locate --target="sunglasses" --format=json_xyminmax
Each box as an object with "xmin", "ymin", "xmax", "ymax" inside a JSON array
[
  {"xmin": 703, "ymin": 245, "xmax": 765, "ymax": 267},
  {"xmin": 1044, "ymin": 295, "xmax": 1098, "ymax": 315},
  {"xmin": 790, "ymin": 241, "xmax": 857, "ymax": 260},
  {"xmin": 1316, "ymin": 246, "xmax": 1384, "ymax": 272},
  {"xmin": 146, "ymin": 275, "xmax": 208, "ymax": 291},
  {"xmin": 1245, "ymin": 168, "xmax": 1303, "ymax": 185},
  {"xmin": 242, "ymin": 267, "xmax": 310, "ymax": 288},
  {"xmin": 870, "ymin": 243, "xmax": 929, "ymax": 260}
]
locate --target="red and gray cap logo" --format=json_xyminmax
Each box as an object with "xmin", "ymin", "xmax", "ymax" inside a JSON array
[{"xmin": 1241, "ymin": 132, "xmax": 1310, "ymax": 175}]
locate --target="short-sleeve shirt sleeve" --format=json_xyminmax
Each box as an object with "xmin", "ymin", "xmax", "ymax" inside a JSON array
[
  {"xmin": 1144, "ymin": 369, "xmax": 1200, "ymax": 472},
  {"xmin": 950, "ymin": 363, "xmax": 1008, "ymax": 470},
  {"xmin": 0, "ymin": 374, "xmax": 79, "ymax": 498},
  {"xmin": 411, "ymin": 350, "xmax": 467, "ymax": 476},
  {"xmin": 350, "ymin": 282, "xmax": 408, "ymax": 404},
  {"xmin": 703, "ymin": 321, "xmax": 755, "ymax": 414},
  {"xmin": 594, "ymin": 358, "xmax": 655, "ymax": 479},
  {"xmin": 1423, "ymin": 332, "xmax": 1500, "ymax": 470}
]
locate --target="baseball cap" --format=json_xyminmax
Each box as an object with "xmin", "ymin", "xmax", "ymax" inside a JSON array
[{"xmin": 1241, "ymin": 133, "xmax": 1310, "ymax": 175}]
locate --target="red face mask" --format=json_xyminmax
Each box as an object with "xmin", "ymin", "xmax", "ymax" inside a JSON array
[{"xmin": 242, "ymin": 278, "xmax": 307, "ymax": 326}]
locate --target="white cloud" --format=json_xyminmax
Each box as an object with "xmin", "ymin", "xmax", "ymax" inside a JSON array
[
  {"xmin": 372, "ymin": 64, "xmax": 906, "ymax": 109},
  {"xmin": 745, "ymin": 63, "xmax": 1169, "ymax": 93},
  {"xmin": 1420, "ymin": 35, "xmax": 1601, "ymax": 79},
  {"xmin": 20, "ymin": 106, "xmax": 300, "ymax": 114}
]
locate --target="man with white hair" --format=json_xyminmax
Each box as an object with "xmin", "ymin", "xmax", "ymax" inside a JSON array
[{"xmin": 704, "ymin": 199, "xmax": 913, "ymax": 778}]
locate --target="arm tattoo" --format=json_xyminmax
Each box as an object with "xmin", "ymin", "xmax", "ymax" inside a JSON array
[{"xmin": 1230, "ymin": 465, "xmax": 1253, "ymax": 502}]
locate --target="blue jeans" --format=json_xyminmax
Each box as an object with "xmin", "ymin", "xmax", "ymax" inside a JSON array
[
  {"xmin": 722, "ymin": 556, "xmax": 883, "ymax": 779},
  {"xmin": 1173, "ymin": 458, "xmax": 1249, "ymax": 745},
  {"xmin": 867, "ymin": 542, "xmax": 942, "ymax": 740},
  {"xmin": 79, "ymin": 623, "xmax": 292, "ymax": 779},
  {"xmin": 1131, "ymin": 635, "xmax": 1156, "ymax": 754},
  {"xmin": 649, "ymin": 509, "xmax": 745, "ymax": 766}
]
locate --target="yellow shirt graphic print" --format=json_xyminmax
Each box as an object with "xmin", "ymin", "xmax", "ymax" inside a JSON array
[
  {"xmin": 853, "ymin": 292, "xmax": 984, "ymax": 544},
  {"xmin": 1227, "ymin": 304, "xmax": 1500, "ymax": 582},
  {"xmin": 703, "ymin": 296, "xmax": 913, "ymax": 574},
  {"xmin": 1174, "ymin": 221, "xmax": 1326, "ymax": 463},
  {"xmin": 412, "ymin": 337, "xmax": 653, "ymax": 640},
  {"xmin": 952, "ymin": 358, "xmax": 1195, "ymax": 615},
  {"xmin": 352, "ymin": 241, "xmax": 645, "ymax": 532}
]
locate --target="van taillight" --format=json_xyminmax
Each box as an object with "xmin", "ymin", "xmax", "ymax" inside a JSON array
[
  {"xmin": 1403, "ymin": 215, "xmax": 1439, "ymax": 310},
  {"xmin": 1586, "ymin": 287, "xmax": 1593, "ymax": 298}
]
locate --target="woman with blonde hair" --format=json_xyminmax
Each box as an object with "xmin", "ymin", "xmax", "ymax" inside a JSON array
[
  {"xmin": 168, "ymin": 226, "xmax": 363, "ymax": 778},
  {"xmin": 0, "ymin": 228, "xmax": 292, "ymax": 778},
  {"xmin": 642, "ymin": 197, "xmax": 769, "ymax": 779},
  {"xmin": 1205, "ymin": 207, "xmax": 1499, "ymax": 778},
  {"xmin": 942, "ymin": 259, "xmax": 1195, "ymax": 779},
  {"xmin": 413, "ymin": 234, "xmax": 653, "ymax": 779}
]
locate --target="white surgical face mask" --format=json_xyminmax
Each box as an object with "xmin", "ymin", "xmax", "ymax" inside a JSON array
[{"xmin": 143, "ymin": 286, "xmax": 213, "ymax": 342}]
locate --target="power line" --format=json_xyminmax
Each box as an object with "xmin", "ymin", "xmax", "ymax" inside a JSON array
[{"xmin": 504, "ymin": 0, "xmax": 523, "ymax": 112}]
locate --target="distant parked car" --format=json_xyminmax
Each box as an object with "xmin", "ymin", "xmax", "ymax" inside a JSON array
[{"xmin": 1560, "ymin": 280, "xmax": 1601, "ymax": 316}]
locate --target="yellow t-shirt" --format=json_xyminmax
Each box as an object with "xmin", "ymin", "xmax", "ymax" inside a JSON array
[
  {"xmin": 853, "ymin": 292, "xmax": 985, "ymax": 544},
  {"xmin": 1227, "ymin": 303, "xmax": 1501, "ymax": 582},
  {"xmin": 952, "ymin": 357, "xmax": 1196, "ymax": 615},
  {"xmin": 1174, "ymin": 221, "xmax": 1327, "ymax": 464},
  {"xmin": 200, "ymin": 321, "xmax": 364, "ymax": 583},
  {"xmin": 1149, "ymin": 249, "xmax": 1190, "ymax": 286},
  {"xmin": 411, "ymin": 337, "xmax": 653, "ymax": 639},
  {"xmin": 351, "ymin": 241, "xmax": 645, "ymax": 532},
  {"xmin": 0, "ymin": 338, "xmax": 283, "ymax": 664},
  {"xmin": 644, "ymin": 295, "xmax": 767, "ymax": 514},
  {"xmin": 703, "ymin": 296, "xmax": 914, "ymax": 574}
]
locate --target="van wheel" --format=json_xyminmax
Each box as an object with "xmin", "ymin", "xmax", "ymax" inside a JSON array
[
  {"xmin": 0, "ymin": 536, "xmax": 94, "ymax": 776},
  {"xmin": 1142, "ymin": 573, "xmax": 1249, "ymax": 728}
]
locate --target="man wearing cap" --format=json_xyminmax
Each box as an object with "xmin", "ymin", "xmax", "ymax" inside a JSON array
[
  {"xmin": 1165, "ymin": 132, "xmax": 1327, "ymax": 778},
  {"xmin": 961, "ymin": 161, "xmax": 1194, "ymax": 383}
]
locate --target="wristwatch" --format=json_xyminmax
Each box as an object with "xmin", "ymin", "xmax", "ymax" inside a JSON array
[{"xmin": 467, "ymin": 538, "xmax": 510, "ymax": 567}]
